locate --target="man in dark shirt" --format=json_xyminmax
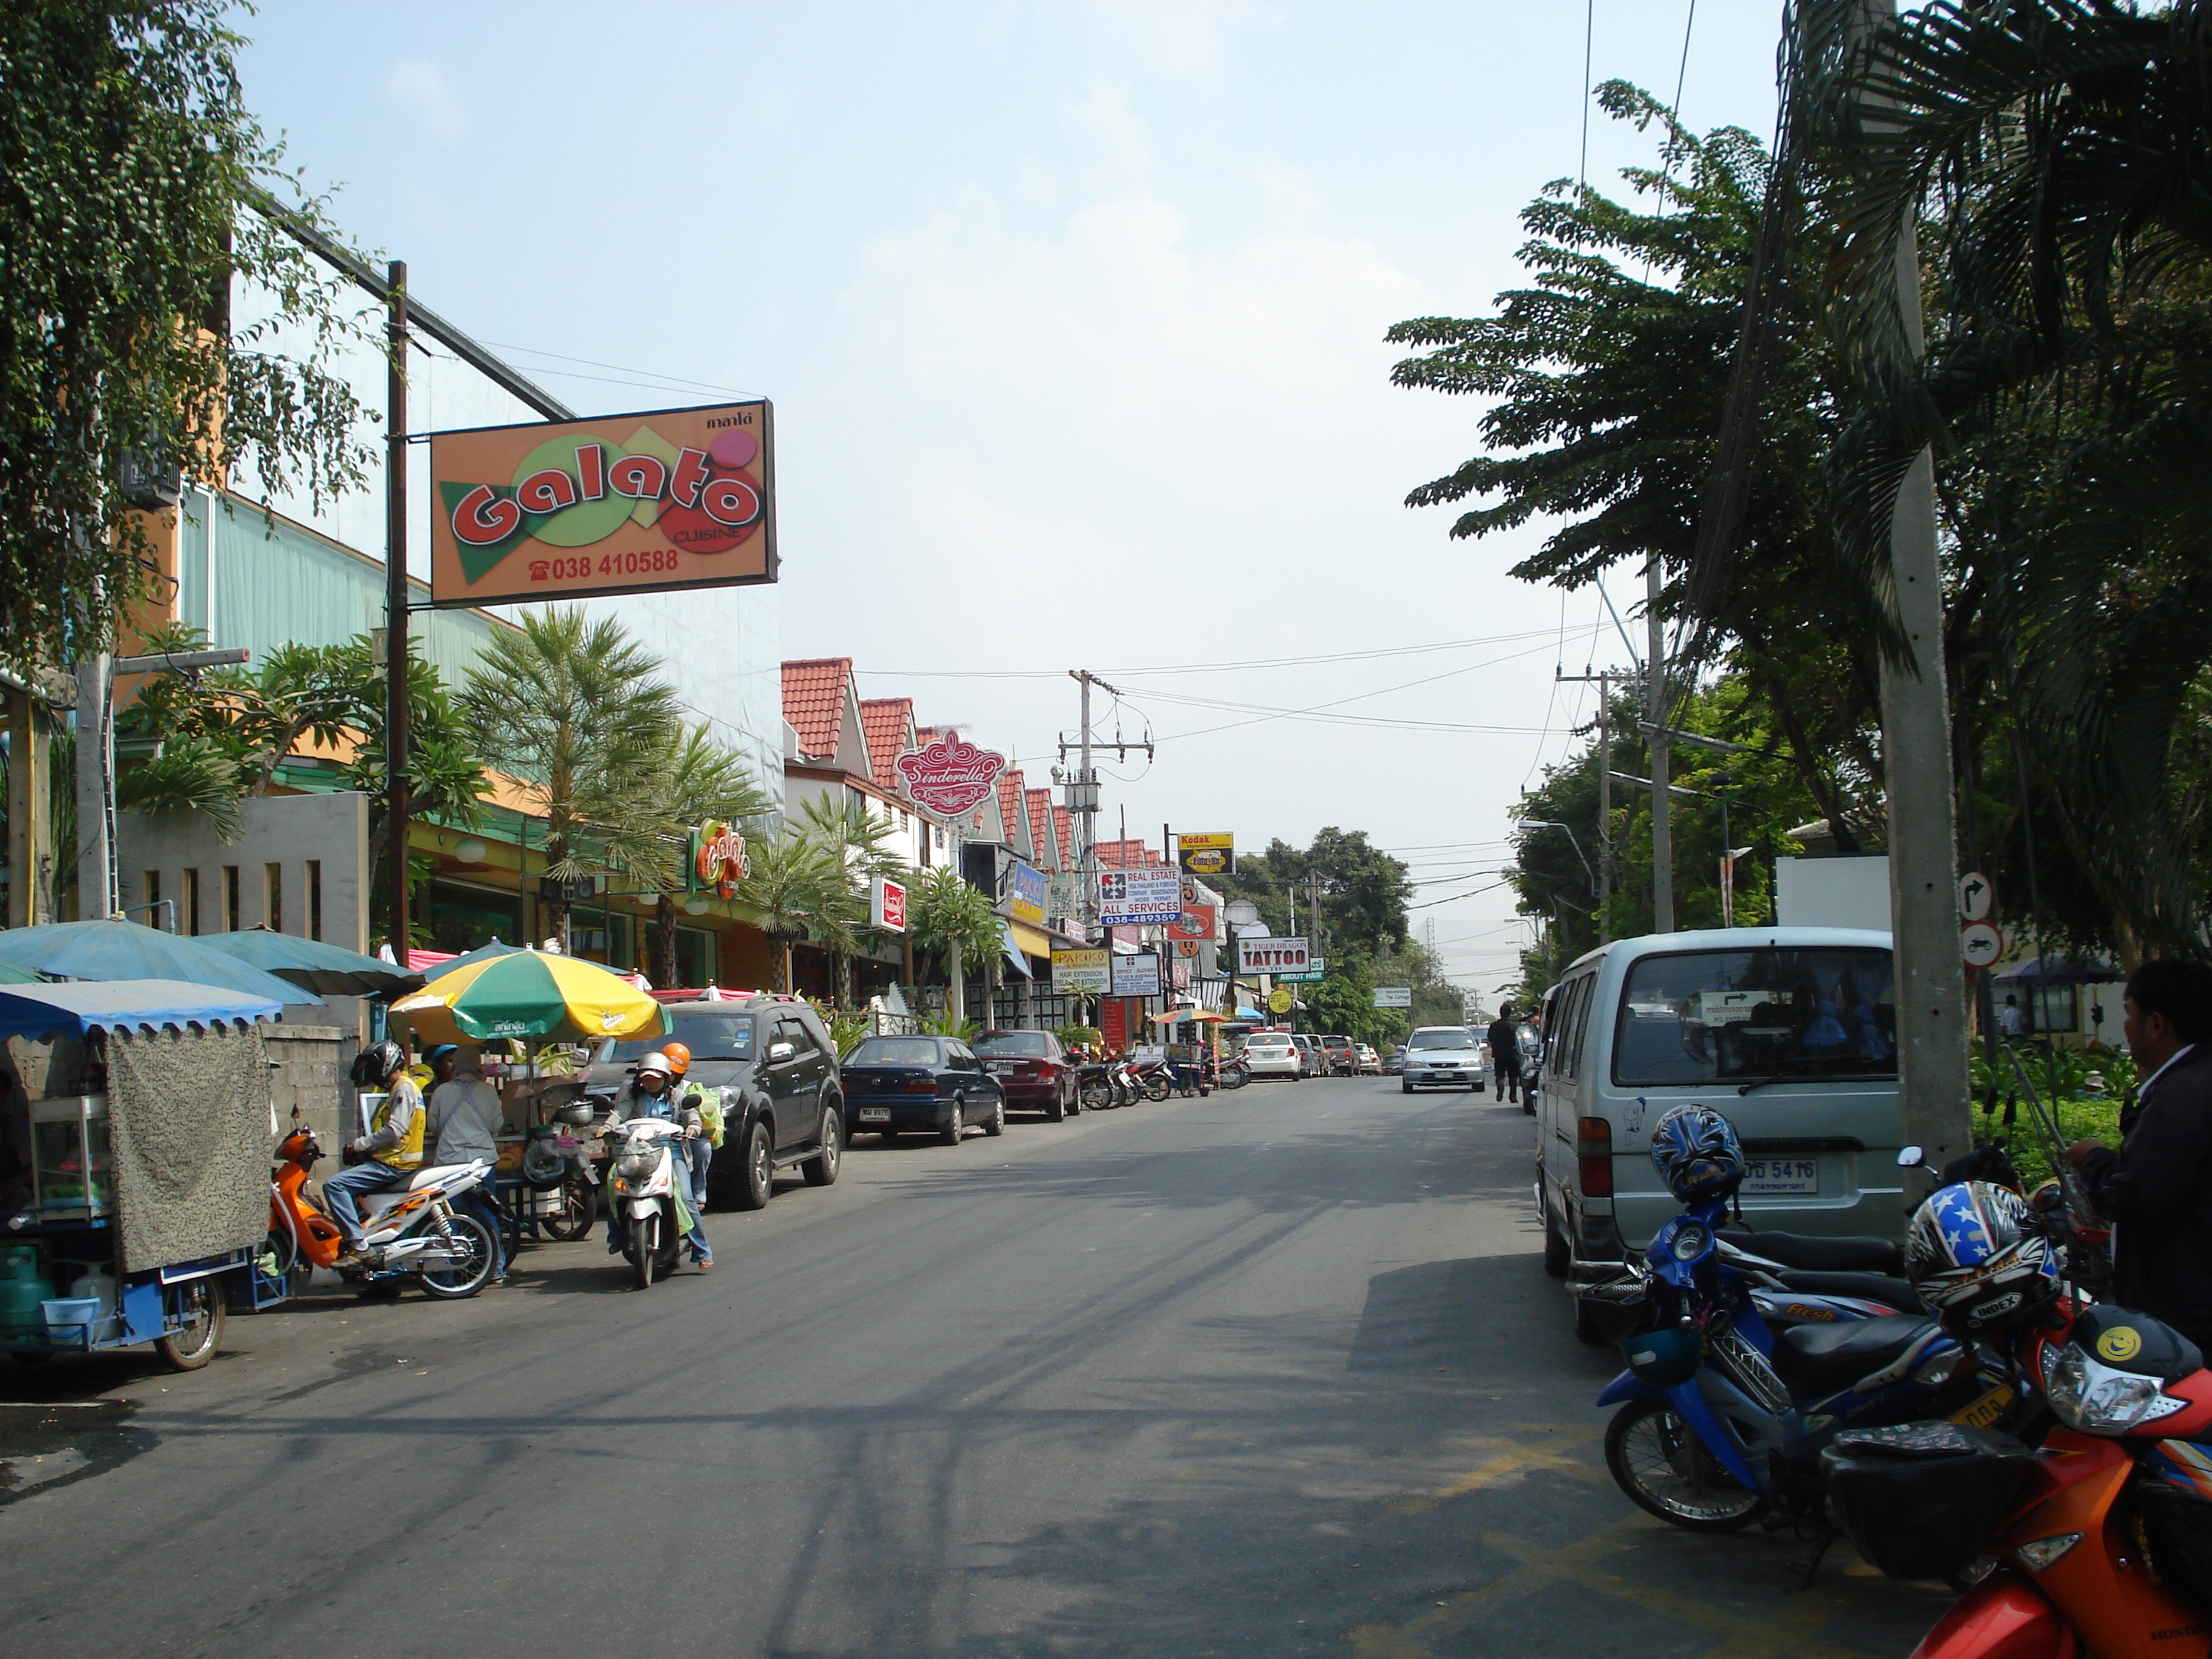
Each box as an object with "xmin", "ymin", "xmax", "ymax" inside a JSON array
[
  {"xmin": 2069, "ymin": 958, "xmax": 2212, "ymax": 1350},
  {"xmin": 1488, "ymin": 1004, "xmax": 1524, "ymax": 1106}
]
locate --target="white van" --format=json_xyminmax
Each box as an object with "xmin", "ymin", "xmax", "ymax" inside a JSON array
[{"xmin": 1532, "ymin": 927, "xmax": 1904, "ymax": 1336}]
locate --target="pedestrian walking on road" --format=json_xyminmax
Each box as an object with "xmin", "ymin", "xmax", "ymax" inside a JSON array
[
  {"xmin": 1487, "ymin": 1004, "xmax": 1524, "ymax": 1105},
  {"xmin": 423, "ymin": 1043, "xmax": 508, "ymax": 1284}
]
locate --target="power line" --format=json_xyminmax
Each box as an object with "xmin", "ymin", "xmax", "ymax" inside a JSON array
[{"xmin": 865, "ymin": 626, "xmax": 1582, "ymax": 681}]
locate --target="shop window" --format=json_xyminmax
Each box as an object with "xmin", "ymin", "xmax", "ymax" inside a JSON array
[
  {"xmin": 675, "ymin": 926, "xmax": 713, "ymax": 987},
  {"xmin": 265, "ymin": 862, "xmax": 283, "ymax": 933},
  {"xmin": 222, "ymin": 866, "xmax": 240, "ymax": 932},
  {"xmin": 428, "ymin": 880, "xmax": 523, "ymax": 956},
  {"xmin": 183, "ymin": 868, "xmax": 201, "ymax": 935},
  {"xmin": 2031, "ymin": 986, "xmax": 2078, "ymax": 1033}
]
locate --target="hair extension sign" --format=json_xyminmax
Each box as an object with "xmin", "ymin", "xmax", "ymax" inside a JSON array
[{"xmin": 428, "ymin": 400, "xmax": 776, "ymax": 606}]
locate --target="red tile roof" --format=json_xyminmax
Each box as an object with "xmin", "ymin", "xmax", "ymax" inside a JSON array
[
  {"xmin": 1052, "ymin": 806, "xmax": 1074, "ymax": 868},
  {"xmin": 1094, "ymin": 838, "xmax": 1166, "ymax": 869},
  {"xmin": 996, "ymin": 770, "xmax": 1029, "ymax": 859},
  {"xmin": 858, "ymin": 697, "xmax": 914, "ymax": 791},
  {"xmin": 781, "ymin": 659, "xmax": 853, "ymax": 760},
  {"xmin": 1026, "ymin": 789, "xmax": 1054, "ymax": 866}
]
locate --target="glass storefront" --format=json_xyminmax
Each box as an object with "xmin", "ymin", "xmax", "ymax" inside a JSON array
[{"xmin": 426, "ymin": 881, "xmax": 523, "ymax": 955}]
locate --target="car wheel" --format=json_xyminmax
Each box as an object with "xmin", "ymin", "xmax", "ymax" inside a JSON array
[
  {"xmin": 941, "ymin": 1099, "xmax": 965, "ymax": 1146},
  {"xmin": 1544, "ymin": 1206, "xmax": 1572, "ymax": 1279},
  {"xmin": 732, "ymin": 1120, "xmax": 773, "ymax": 1210},
  {"xmin": 1401, "ymin": 1078, "xmax": 1413, "ymax": 1094},
  {"xmin": 801, "ymin": 1103, "xmax": 842, "ymax": 1186},
  {"xmin": 1045, "ymin": 1085, "xmax": 1066, "ymax": 1123},
  {"xmin": 983, "ymin": 1094, "xmax": 1006, "ymax": 1137}
]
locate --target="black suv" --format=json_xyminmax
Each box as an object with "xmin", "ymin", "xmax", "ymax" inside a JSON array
[{"xmin": 580, "ymin": 995, "xmax": 845, "ymax": 1210}]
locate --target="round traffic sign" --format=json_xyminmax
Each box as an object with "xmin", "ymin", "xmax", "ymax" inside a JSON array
[
  {"xmin": 1959, "ymin": 871, "xmax": 1995, "ymax": 922},
  {"xmin": 1268, "ymin": 987, "xmax": 1292, "ymax": 1014},
  {"xmin": 1961, "ymin": 920, "xmax": 2004, "ymax": 969}
]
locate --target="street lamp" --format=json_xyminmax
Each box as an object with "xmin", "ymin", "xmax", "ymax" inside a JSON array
[{"xmin": 1518, "ymin": 820, "xmax": 1598, "ymax": 902}]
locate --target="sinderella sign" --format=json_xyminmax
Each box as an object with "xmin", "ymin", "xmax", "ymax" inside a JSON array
[{"xmin": 428, "ymin": 400, "xmax": 776, "ymax": 607}]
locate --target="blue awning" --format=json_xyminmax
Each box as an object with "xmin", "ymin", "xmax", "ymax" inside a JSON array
[{"xmin": 0, "ymin": 979, "xmax": 283, "ymax": 1045}]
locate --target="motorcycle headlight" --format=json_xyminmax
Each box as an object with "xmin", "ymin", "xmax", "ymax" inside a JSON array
[
  {"xmin": 1669, "ymin": 1221, "xmax": 1711, "ymax": 1263},
  {"xmin": 616, "ymin": 1150, "xmax": 657, "ymax": 1183},
  {"xmin": 2044, "ymin": 1342, "xmax": 2190, "ymax": 1433}
]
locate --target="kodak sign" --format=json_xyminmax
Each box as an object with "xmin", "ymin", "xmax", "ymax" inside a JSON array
[{"xmin": 428, "ymin": 400, "xmax": 777, "ymax": 607}]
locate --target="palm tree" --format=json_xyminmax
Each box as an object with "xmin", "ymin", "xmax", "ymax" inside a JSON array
[
  {"xmin": 460, "ymin": 608, "xmax": 679, "ymax": 952},
  {"xmin": 907, "ymin": 864, "xmax": 1000, "ymax": 1024},
  {"xmin": 793, "ymin": 791, "xmax": 906, "ymax": 1004},
  {"xmin": 737, "ymin": 832, "xmax": 850, "ymax": 994},
  {"xmin": 1803, "ymin": 0, "xmax": 2212, "ymax": 961},
  {"xmin": 642, "ymin": 724, "xmax": 772, "ymax": 989}
]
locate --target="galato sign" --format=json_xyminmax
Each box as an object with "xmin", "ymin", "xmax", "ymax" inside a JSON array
[
  {"xmin": 429, "ymin": 401, "xmax": 775, "ymax": 607},
  {"xmin": 693, "ymin": 820, "xmax": 748, "ymax": 898},
  {"xmin": 894, "ymin": 733, "xmax": 1007, "ymax": 819},
  {"xmin": 1097, "ymin": 867, "xmax": 1182, "ymax": 926}
]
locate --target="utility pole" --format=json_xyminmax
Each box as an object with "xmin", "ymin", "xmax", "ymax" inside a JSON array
[
  {"xmin": 1059, "ymin": 670, "xmax": 1149, "ymax": 1033},
  {"xmin": 1558, "ymin": 667, "xmax": 1614, "ymax": 940},
  {"xmin": 73, "ymin": 648, "xmax": 113, "ymax": 919},
  {"xmin": 385, "ymin": 261, "xmax": 412, "ymax": 962},
  {"xmin": 1647, "ymin": 557, "xmax": 1674, "ymax": 932},
  {"xmin": 1855, "ymin": 0, "xmax": 1972, "ymax": 1182}
]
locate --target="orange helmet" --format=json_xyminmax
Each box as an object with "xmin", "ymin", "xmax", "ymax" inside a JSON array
[{"xmin": 660, "ymin": 1041, "xmax": 691, "ymax": 1077}]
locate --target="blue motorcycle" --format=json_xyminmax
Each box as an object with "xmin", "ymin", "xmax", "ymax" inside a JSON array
[{"xmin": 1588, "ymin": 1195, "xmax": 2020, "ymax": 1533}]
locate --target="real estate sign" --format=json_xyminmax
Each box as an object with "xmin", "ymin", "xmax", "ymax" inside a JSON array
[
  {"xmin": 1097, "ymin": 866, "xmax": 1181, "ymax": 925},
  {"xmin": 429, "ymin": 400, "xmax": 775, "ymax": 607},
  {"xmin": 1051, "ymin": 948, "xmax": 1111, "ymax": 994}
]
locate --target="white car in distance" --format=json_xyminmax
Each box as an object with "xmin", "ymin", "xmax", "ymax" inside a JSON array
[
  {"xmin": 1241, "ymin": 1031, "xmax": 1303, "ymax": 1082},
  {"xmin": 1400, "ymin": 1026, "xmax": 1488, "ymax": 1093}
]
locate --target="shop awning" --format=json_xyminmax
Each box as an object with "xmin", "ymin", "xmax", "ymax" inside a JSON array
[
  {"xmin": 0, "ymin": 979, "xmax": 282, "ymax": 1045},
  {"xmin": 1009, "ymin": 920, "xmax": 1053, "ymax": 961},
  {"xmin": 998, "ymin": 920, "xmax": 1034, "ymax": 979}
]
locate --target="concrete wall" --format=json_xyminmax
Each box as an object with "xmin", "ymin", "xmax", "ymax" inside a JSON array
[
  {"xmin": 266, "ymin": 1023, "xmax": 358, "ymax": 1154},
  {"xmin": 117, "ymin": 791, "xmax": 371, "ymax": 952}
]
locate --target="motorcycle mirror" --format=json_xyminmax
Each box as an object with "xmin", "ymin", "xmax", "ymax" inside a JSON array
[
  {"xmin": 2029, "ymin": 1184, "xmax": 2064, "ymax": 1213},
  {"xmin": 1897, "ymin": 1145, "xmax": 1925, "ymax": 1169}
]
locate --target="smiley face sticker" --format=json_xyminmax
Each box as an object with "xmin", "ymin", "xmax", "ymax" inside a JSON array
[{"xmin": 2097, "ymin": 1325, "xmax": 2144, "ymax": 1364}]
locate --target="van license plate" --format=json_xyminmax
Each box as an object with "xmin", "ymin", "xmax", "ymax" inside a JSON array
[
  {"xmin": 858, "ymin": 1107, "xmax": 889, "ymax": 1122},
  {"xmin": 1742, "ymin": 1157, "xmax": 1818, "ymax": 1195}
]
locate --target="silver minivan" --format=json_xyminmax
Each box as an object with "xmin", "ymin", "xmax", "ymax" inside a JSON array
[{"xmin": 1532, "ymin": 927, "xmax": 1904, "ymax": 1336}]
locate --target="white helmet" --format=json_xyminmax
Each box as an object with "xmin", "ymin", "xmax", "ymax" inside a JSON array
[{"xmin": 635, "ymin": 1051, "xmax": 676, "ymax": 1082}]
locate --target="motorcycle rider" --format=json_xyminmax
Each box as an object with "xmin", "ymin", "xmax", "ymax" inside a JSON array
[
  {"xmin": 603, "ymin": 1050, "xmax": 712, "ymax": 1270},
  {"xmin": 423, "ymin": 1043, "xmax": 508, "ymax": 1285},
  {"xmin": 328, "ymin": 1038, "xmax": 423, "ymax": 1263}
]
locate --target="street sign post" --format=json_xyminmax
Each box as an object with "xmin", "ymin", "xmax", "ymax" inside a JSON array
[
  {"xmin": 1959, "ymin": 871, "xmax": 1994, "ymax": 922},
  {"xmin": 1961, "ymin": 921, "xmax": 2004, "ymax": 970}
]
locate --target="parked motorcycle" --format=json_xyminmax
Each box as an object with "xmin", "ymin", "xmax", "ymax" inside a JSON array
[
  {"xmin": 600, "ymin": 1116, "xmax": 691, "ymax": 1289},
  {"xmin": 1075, "ymin": 1062, "xmax": 1121, "ymax": 1111},
  {"xmin": 1136, "ymin": 1058, "xmax": 1177, "ymax": 1103},
  {"xmin": 268, "ymin": 1113, "xmax": 500, "ymax": 1301}
]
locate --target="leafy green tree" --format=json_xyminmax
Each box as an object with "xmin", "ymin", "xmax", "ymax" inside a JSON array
[
  {"xmin": 734, "ymin": 832, "xmax": 845, "ymax": 995},
  {"xmin": 1216, "ymin": 828, "xmax": 1413, "ymax": 959},
  {"xmin": 460, "ymin": 608, "xmax": 679, "ymax": 949},
  {"xmin": 793, "ymin": 791, "xmax": 905, "ymax": 1005},
  {"xmin": 1, "ymin": 1, "xmax": 372, "ymax": 667}
]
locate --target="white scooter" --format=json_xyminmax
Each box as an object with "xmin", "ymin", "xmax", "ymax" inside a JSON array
[{"xmin": 601, "ymin": 1118, "xmax": 689, "ymax": 1289}]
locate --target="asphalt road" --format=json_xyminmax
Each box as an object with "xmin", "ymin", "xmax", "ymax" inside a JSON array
[{"xmin": 0, "ymin": 1075, "xmax": 1954, "ymax": 1658}]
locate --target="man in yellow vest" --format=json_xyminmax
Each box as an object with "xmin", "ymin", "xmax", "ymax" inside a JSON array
[{"xmin": 328, "ymin": 1038, "xmax": 425, "ymax": 1262}]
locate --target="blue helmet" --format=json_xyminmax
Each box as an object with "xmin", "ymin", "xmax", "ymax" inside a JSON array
[
  {"xmin": 1623, "ymin": 1325, "xmax": 1703, "ymax": 1387},
  {"xmin": 1648, "ymin": 1103, "xmax": 1746, "ymax": 1202},
  {"xmin": 1905, "ymin": 1181, "xmax": 2059, "ymax": 1330}
]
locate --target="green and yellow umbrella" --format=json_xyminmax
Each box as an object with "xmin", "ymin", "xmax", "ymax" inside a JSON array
[{"xmin": 387, "ymin": 950, "xmax": 670, "ymax": 1046}]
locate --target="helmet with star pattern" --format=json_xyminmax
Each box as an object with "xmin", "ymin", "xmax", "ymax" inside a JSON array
[{"xmin": 1905, "ymin": 1180, "xmax": 2060, "ymax": 1331}]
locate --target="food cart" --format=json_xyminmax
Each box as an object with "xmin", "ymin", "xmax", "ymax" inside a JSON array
[{"xmin": 1, "ymin": 979, "xmax": 288, "ymax": 1371}]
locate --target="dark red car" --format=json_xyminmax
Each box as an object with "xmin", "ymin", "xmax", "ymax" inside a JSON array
[{"xmin": 972, "ymin": 1029, "xmax": 1076, "ymax": 1121}]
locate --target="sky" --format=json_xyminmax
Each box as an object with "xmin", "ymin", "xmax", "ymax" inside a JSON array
[{"xmin": 235, "ymin": 0, "xmax": 1794, "ymax": 1001}]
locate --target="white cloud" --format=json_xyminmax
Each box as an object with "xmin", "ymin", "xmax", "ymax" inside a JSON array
[
  {"xmin": 1079, "ymin": 0, "xmax": 1271, "ymax": 76},
  {"xmin": 387, "ymin": 59, "xmax": 464, "ymax": 143}
]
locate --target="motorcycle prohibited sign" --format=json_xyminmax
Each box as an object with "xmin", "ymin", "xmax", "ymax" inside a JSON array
[{"xmin": 1961, "ymin": 920, "xmax": 2005, "ymax": 969}]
